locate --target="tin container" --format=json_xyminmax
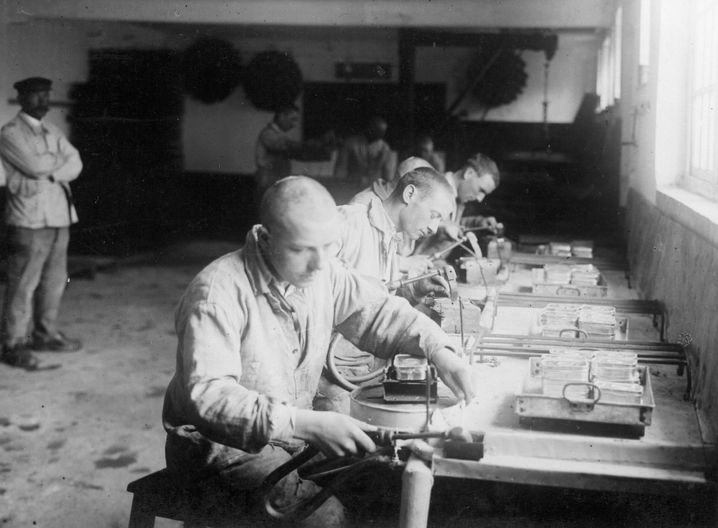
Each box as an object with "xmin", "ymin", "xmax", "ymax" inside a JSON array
[
  {"xmin": 593, "ymin": 380, "xmax": 644, "ymax": 405},
  {"xmin": 591, "ymin": 351, "xmax": 639, "ymax": 383},
  {"xmin": 571, "ymin": 240, "xmax": 594, "ymax": 258},
  {"xmin": 393, "ymin": 354, "xmax": 428, "ymax": 381},
  {"xmin": 536, "ymin": 356, "xmax": 590, "ymax": 398},
  {"xmin": 549, "ymin": 242, "xmax": 572, "ymax": 257},
  {"xmin": 516, "ymin": 359, "xmax": 655, "ymax": 431},
  {"xmin": 532, "ymin": 266, "xmax": 608, "ymax": 298}
]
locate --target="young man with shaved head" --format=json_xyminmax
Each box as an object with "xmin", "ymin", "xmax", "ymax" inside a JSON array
[
  {"xmin": 314, "ymin": 167, "xmax": 458, "ymax": 412},
  {"xmin": 162, "ymin": 176, "xmax": 473, "ymax": 527}
]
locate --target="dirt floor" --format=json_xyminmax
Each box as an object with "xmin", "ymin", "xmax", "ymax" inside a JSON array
[{"xmin": 0, "ymin": 239, "xmax": 714, "ymax": 527}]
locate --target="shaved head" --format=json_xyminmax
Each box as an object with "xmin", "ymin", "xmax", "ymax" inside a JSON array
[
  {"xmin": 259, "ymin": 176, "xmax": 340, "ymax": 287},
  {"xmin": 261, "ymin": 176, "xmax": 338, "ymax": 234},
  {"xmin": 395, "ymin": 156, "xmax": 433, "ymax": 181}
]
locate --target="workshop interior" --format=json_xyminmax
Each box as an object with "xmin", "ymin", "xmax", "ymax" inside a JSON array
[{"xmin": 0, "ymin": 1, "xmax": 717, "ymax": 527}]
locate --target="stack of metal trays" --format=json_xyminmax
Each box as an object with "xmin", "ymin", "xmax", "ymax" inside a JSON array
[
  {"xmin": 539, "ymin": 303, "xmax": 581, "ymax": 337},
  {"xmin": 592, "ymin": 351, "xmax": 639, "ymax": 382},
  {"xmin": 549, "ymin": 347, "xmax": 597, "ymax": 360},
  {"xmin": 549, "ymin": 242, "xmax": 572, "ymax": 257},
  {"xmin": 539, "ymin": 353, "xmax": 590, "ymax": 398},
  {"xmin": 571, "ymin": 240, "xmax": 594, "ymax": 258},
  {"xmin": 578, "ymin": 305, "xmax": 617, "ymax": 339},
  {"xmin": 544, "ymin": 264, "xmax": 573, "ymax": 284},
  {"xmin": 570, "ymin": 264, "xmax": 601, "ymax": 286},
  {"xmin": 591, "ymin": 351, "xmax": 642, "ymax": 404}
]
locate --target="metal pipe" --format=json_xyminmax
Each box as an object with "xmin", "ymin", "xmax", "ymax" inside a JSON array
[
  {"xmin": 466, "ymin": 349, "xmax": 686, "ymax": 365},
  {"xmin": 471, "ymin": 344, "xmax": 684, "ymax": 360},
  {"xmin": 399, "ymin": 456, "xmax": 434, "ymax": 528},
  {"xmin": 479, "ymin": 334, "xmax": 683, "ymax": 352}
]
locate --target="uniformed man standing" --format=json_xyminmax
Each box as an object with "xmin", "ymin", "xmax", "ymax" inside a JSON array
[{"xmin": 0, "ymin": 77, "xmax": 83, "ymax": 370}]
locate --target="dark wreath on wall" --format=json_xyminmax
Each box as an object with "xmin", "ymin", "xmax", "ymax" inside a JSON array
[
  {"xmin": 242, "ymin": 50, "xmax": 303, "ymax": 112},
  {"xmin": 466, "ymin": 46, "xmax": 528, "ymax": 119},
  {"xmin": 182, "ymin": 37, "xmax": 243, "ymax": 104},
  {"xmin": 460, "ymin": 33, "xmax": 558, "ymax": 120}
]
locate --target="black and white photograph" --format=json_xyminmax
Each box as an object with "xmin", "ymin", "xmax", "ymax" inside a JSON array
[{"xmin": 0, "ymin": 1, "xmax": 716, "ymax": 526}]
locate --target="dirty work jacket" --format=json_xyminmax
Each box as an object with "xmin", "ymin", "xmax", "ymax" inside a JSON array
[
  {"xmin": 163, "ymin": 226, "xmax": 453, "ymax": 469},
  {"xmin": 0, "ymin": 112, "xmax": 81, "ymax": 228},
  {"xmin": 333, "ymin": 135, "xmax": 394, "ymax": 183},
  {"xmin": 336, "ymin": 196, "xmax": 402, "ymax": 285},
  {"xmin": 349, "ymin": 179, "xmax": 393, "ymax": 206},
  {"xmin": 254, "ymin": 121, "xmax": 294, "ymax": 189}
]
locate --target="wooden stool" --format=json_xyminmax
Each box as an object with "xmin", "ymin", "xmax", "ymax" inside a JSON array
[
  {"xmin": 127, "ymin": 469, "xmax": 198, "ymax": 527},
  {"xmin": 127, "ymin": 469, "xmax": 251, "ymax": 527}
]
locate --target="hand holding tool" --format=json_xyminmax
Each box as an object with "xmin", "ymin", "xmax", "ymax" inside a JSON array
[{"xmin": 388, "ymin": 265, "xmax": 458, "ymax": 302}]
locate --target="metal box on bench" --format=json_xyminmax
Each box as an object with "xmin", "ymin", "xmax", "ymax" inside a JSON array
[{"xmin": 515, "ymin": 357, "xmax": 655, "ymax": 433}]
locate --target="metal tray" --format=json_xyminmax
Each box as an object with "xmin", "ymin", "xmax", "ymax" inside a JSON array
[
  {"xmin": 531, "ymin": 268, "xmax": 608, "ymax": 298},
  {"xmin": 515, "ymin": 358, "xmax": 654, "ymax": 429}
]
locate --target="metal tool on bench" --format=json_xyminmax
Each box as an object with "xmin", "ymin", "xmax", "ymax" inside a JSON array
[
  {"xmin": 388, "ymin": 265, "xmax": 458, "ymax": 302},
  {"xmin": 429, "ymin": 231, "xmax": 484, "ymax": 262},
  {"xmin": 262, "ymin": 357, "xmax": 483, "ymax": 522},
  {"xmin": 258, "ymin": 423, "xmax": 483, "ymax": 521}
]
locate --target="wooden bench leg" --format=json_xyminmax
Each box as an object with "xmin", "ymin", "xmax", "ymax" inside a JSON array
[{"xmin": 128, "ymin": 494, "xmax": 156, "ymax": 528}]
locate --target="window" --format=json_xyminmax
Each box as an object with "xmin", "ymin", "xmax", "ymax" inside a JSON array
[
  {"xmin": 638, "ymin": 0, "xmax": 650, "ymax": 86},
  {"xmin": 596, "ymin": 6, "xmax": 622, "ymax": 110},
  {"xmin": 685, "ymin": 0, "xmax": 718, "ymax": 200}
]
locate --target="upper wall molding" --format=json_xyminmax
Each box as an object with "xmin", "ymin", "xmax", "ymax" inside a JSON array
[{"xmin": 7, "ymin": 0, "xmax": 616, "ymax": 29}]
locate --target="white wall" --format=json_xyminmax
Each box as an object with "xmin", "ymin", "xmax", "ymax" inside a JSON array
[
  {"xmin": 1, "ymin": 8, "xmax": 603, "ymax": 174},
  {"xmin": 12, "ymin": 0, "xmax": 617, "ymax": 29},
  {"xmin": 185, "ymin": 27, "xmax": 599, "ymax": 173},
  {"xmin": 415, "ymin": 34, "xmax": 599, "ymax": 123},
  {"xmin": 181, "ymin": 26, "xmax": 399, "ymax": 173}
]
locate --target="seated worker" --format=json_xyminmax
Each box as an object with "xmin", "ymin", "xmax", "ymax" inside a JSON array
[
  {"xmin": 414, "ymin": 152, "xmax": 501, "ymax": 257},
  {"xmin": 162, "ymin": 176, "xmax": 474, "ymax": 528},
  {"xmin": 333, "ymin": 115, "xmax": 396, "ymax": 185},
  {"xmin": 351, "ymin": 157, "xmax": 438, "ymax": 274},
  {"xmin": 314, "ymin": 167, "xmax": 458, "ymax": 413},
  {"xmin": 350, "ymin": 155, "xmax": 433, "ymax": 206},
  {"xmin": 255, "ymin": 103, "xmax": 332, "ymax": 195},
  {"xmin": 414, "ymin": 134, "xmax": 445, "ymax": 173},
  {"xmin": 338, "ymin": 166, "xmax": 455, "ymax": 286}
]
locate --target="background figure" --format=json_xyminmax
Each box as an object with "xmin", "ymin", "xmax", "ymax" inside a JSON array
[
  {"xmin": 0, "ymin": 77, "xmax": 83, "ymax": 371},
  {"xmin": 333, "ymin": 115, "xmax": 396, "ymax": 185},
  {"xmin": 254, "ymin": 103, "xmax": 332, "ymax": 196},
  {"xmin": 413, "ymin": 152, "xmax": 501, "ymax": 257},
  {"xmin": 415, "ymin": 134, "xmax": 445, "ymax": 173}
]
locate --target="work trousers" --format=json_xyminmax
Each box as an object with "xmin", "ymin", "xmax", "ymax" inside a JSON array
[
  {"xmin": 2, "ymin": 226, "xmax": 69, "ymax": 347},
  {"xmin": 166, "ymin": 426, "xmax": 346, "ymax": 527}
]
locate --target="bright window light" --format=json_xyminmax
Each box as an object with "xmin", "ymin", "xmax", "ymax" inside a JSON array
[{"xmin": 686, "ymin": 0, "xmax": 718, "ymax": 198}]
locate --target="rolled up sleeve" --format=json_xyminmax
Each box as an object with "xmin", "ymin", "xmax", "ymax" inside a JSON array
[
  {"xmin": 331, "ymin": 264, "xmax": 454, "ymax": 363},
  {"xmin": 178, "ymin": 302, "xmax": 295, "ymax": 453}
]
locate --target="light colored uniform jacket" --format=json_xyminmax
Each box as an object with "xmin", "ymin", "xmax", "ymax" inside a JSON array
[
  {"xmin": 336, "ymin": 195, "xmax": 402, "ymax": 285},
  {"xmin": 0, "ymin": 112, "xmax": 81, "ymax": 228},
  {"xmin": 163, "ymin": 226, "xmax": 452, "ymax": 473}
]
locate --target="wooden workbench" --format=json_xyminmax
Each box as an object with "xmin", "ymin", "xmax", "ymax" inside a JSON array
[{"xmin": 397, "ymin": 265, "xmax": 715, "ymax": 528}]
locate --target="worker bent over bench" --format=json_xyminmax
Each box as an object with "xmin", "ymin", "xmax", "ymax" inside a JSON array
[{"xmin": 158, "ymin": 176, "xmax": 474, "ymax": 527}]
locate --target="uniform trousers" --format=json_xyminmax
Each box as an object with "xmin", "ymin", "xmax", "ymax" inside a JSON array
[{"xmin": 2, "ymin": 226, "xmax": 69, "ymax": 347}]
